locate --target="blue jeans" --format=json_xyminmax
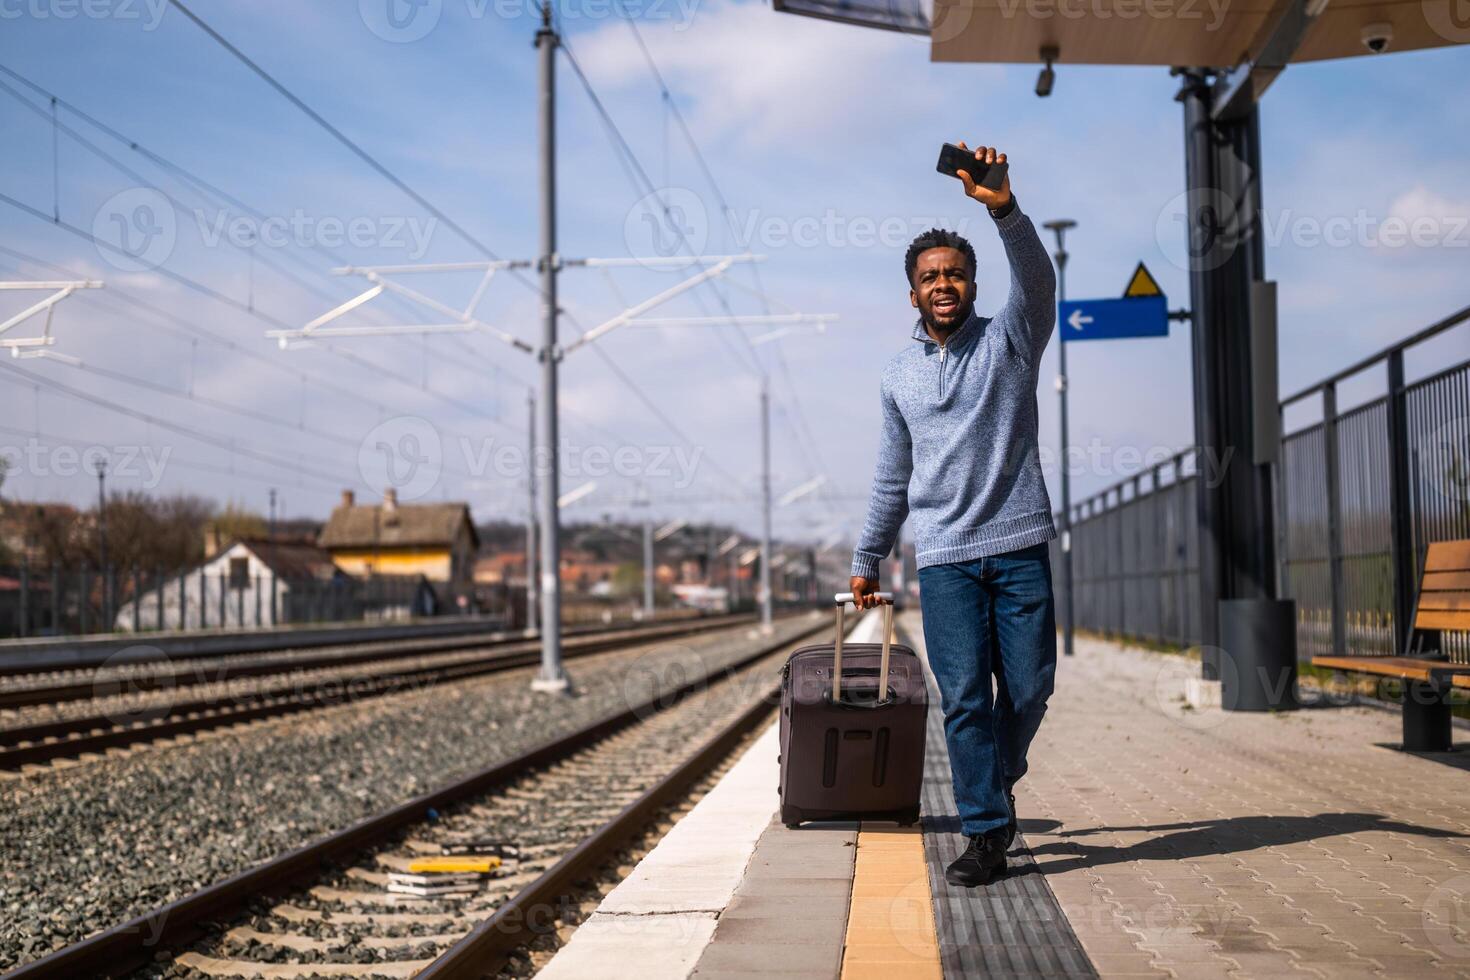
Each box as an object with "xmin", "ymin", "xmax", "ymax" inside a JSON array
[{"xmin": 918, "ymin": 542, "xmax": 1057, "ymax": 837}]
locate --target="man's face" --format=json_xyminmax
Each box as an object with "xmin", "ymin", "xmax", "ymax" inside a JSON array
[{"xmin": 909, "ymin": 246, "xmax": 975, "ymax": 332}]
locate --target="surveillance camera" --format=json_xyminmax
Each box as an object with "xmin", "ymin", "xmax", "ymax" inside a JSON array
[
  {"xmin": 1035, "ymin": 45, "xmax": 1058, "ymax": 98},
  {"xmin": 1361, "ymin": 22, "xmax": 1393, "ymax": 53},
  {"xmin": 1035, "ymin": 66, "xmax": 1055, "ymax": 98}
]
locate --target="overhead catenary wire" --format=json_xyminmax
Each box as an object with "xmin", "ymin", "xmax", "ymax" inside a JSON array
[
  {"xmin": 559, "ymin": 23, "xmax": 835, "ymax": 512},
  {"xmin": 0, "ymin": 247, "xmax": 674, "ymax": 508},
  {"xmin": 0, "ymin": 67, "xmax": 553, "ymax": 413},
  {"xmin": 610, "ymin": 11, "xmax": 836, "ymax": 490},
  {"xmin": 0, "ymin": 82, "xmax": 616, "ymax": 464},
  {"xmin": 163, "ymin": 0, "xmax": 520, "ymax": 276},
  {"xmin": 151, "ymin": 7, "xmax": 752, "ymax": 490},
  {"xmin": 0, "ymin": 201, "xmax": 520, "ymax": 436},
  {"xmin": 0, "ymin": 358, "xmax": 349, "ymax": 486},
  {"xmin": 4, "ymin": 9, "xmax": 762, "ymax": 516},
  {"xmin": 0, "ymin": 413, "xmax": 346, "ymax": 497}
]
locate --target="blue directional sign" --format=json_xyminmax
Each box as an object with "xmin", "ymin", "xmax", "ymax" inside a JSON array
[{"xmin": 1058, "ymin": 294, "xmax": 1168, "ymax": 342}]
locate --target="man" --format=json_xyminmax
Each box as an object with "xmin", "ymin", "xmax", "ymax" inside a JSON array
[{"xmin": 849, "ymin": 143, "xmax": 1057, "ymax": 887}]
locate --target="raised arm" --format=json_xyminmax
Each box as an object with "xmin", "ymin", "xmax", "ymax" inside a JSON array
[
  {"xmin": 952, "ymin": 143, "xmax": 1057, "ymax": 363},
  {"xmin": 850, "ymin": 379, "xmax": 912, "ymax": 605},
  {"xmin": 992, "ymin": 204, "xmax": 1057, "ymax": 362}
]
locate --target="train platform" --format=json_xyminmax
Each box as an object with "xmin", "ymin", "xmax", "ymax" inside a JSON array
[{"xmin": 541, "ymin": 609, "xmax": 1470, "ymax": 979}]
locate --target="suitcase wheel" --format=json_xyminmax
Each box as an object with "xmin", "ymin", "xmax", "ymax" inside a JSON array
[
  {"xmin": 781, "ymin": 805, "xmax": 802, "ymax": 829},
  {"xmin": 899, "ymin": 809, "xmax": 921, "ymax": 827}
]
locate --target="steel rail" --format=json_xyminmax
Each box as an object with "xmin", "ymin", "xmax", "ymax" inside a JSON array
[
  {"xmin": 420, "ymin": 656, "xmax": 784, "ymax": 977},
  {"xmin": 0, "ymin": 614, "xmax": 743, "ymax": 710},
  {"xmin": 0, "ymin": 615, "xmax": 759, "ymax": 769},
  {"xmin": 4, "ymin": 615, "xmax": 827, "ymax": 980}
]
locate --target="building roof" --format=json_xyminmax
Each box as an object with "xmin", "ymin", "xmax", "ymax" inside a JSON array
[
  {"xmin": 777, "ymin": 0, "xmax": 1468, "ymax": 66},
  {"xmin": 232, "ymin": 538, "xmax": 340, "ymax": 581},
  {"xmin": 318, "ymin": 500, "xmax": 478, "ymax": 551}
]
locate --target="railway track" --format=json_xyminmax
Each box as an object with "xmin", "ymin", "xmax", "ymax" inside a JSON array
[
  {"xmin": 6, "ymin": 613, "xmax": 832, "ymax": 979},
  {"xmin": 0, "ymin": 615, "xmax": 735, "ymax": 710},
  {"xmin": 0, "ymin": 615, "xmax": 756, "ymax": 770}
]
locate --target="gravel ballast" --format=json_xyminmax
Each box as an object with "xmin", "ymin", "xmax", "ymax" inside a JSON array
[{"xmin": 0, "ymin": 614, "xmax": 823, "ymax": 971}]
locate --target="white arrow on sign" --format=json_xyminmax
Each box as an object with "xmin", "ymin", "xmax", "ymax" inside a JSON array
[{"xmin": 1068, "ymin": 308, "xmax": 1093, "ymax": 331}]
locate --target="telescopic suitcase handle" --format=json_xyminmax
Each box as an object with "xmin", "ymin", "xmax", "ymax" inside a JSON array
[{"xmin": 831, "ymin": 592, "xmax": 895, "ymax": 704}]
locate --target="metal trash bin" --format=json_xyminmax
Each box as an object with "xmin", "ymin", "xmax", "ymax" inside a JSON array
[{"xmin": 1220, "ymin": 598, "xmax": 1299, "ymax": 712}]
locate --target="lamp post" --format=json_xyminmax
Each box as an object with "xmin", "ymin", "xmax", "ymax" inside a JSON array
[{"xmin": 1043, "ymin": 218, "xmax": 1076, "ymax": 658}]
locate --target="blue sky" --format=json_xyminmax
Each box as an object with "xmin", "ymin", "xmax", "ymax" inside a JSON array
[{"xmin": 0, "ymin": 0, "xmax": 1466, "ymax": 548}]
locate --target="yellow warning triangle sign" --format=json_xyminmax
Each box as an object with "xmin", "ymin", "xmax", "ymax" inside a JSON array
[{"xmin": 1122, "ymin": 262, "xmax": 1164, "ymax": 298}]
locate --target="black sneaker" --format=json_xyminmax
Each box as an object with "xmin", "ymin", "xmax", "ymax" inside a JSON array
[
  {"xmin": 945, "ymin": 830, "xmax": 1008, "ymax": 887},
  {"xmin": 1005, "ymin": 789, "xmax": 1018, "ymax": 848}
]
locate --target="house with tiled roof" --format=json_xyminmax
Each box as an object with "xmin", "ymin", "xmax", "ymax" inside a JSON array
[
  {"xmin": 112, "ymin": 535, "xmax": 440, "ymax": 631},
  {"xmin": 318, "ymin": 489, "xmax": 479, "ymax": 591}
]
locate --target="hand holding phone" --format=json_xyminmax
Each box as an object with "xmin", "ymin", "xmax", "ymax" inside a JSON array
[{"xmin": 936, "ymin": 142, "xmax": 1011, "ymax": 207}]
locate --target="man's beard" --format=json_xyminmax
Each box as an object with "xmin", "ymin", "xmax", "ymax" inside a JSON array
[{"xmin": 920, "ymin": 301, "xmax": 973, "ymax": 334}]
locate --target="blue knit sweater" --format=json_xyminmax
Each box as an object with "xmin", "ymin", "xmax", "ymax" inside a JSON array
[{"xmin": 852, "ymin": 204, "xmax": 1058, "ymax": 579}]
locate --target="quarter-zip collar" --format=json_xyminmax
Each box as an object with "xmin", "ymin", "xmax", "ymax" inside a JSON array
[
  {"xmin": 912, "ymin": 308, "xmax": 983, "ymax": 350},
  {"xmin": 914, "ymin": 309, "xmax": 983, "ymax": 401}
]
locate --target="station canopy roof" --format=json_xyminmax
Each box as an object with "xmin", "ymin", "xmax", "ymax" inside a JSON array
[{"xmin": 773, "ymin": 0, "xmax": 1467, "ymax": 67}]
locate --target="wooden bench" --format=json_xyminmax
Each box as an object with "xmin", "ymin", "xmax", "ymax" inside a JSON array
[{"xmin": 1312, "ymin": 539, "xmax": 1470, "ymax": 751}]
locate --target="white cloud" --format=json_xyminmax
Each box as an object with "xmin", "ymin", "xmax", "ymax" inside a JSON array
[{"xmin": 569, "ymin": 0, "xmax": 1000, "ymax": 149}]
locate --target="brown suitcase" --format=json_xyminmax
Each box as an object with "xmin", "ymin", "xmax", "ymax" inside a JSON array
[{"xmin": 778, "ymin": 594, "xmax": 928, "ymax": 827}]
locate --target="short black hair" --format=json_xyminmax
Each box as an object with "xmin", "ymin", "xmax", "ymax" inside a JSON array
[{"xmin": 904, "ymin": 228, "xmax": 975, "ymax": 286}]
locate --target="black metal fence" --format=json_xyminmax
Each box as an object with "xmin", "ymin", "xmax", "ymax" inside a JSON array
[
  {"xmin": 1056, "ymin": 307, "xmax": 1470, "ymax": 662},
  {"xmin": 0, "ymin": 563, "xmax": 443, "ymax": 637}
]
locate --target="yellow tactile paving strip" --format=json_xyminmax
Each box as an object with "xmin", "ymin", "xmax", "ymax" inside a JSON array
[{"xmin": 839, "ymin": 824, "xmax": 943, "ymax": 980}]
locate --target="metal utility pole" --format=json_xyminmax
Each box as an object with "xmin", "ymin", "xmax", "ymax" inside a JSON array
[
  {"xmin": 642, "ymin": 517, "xmax": 654, "ymax": 617},
  {"xmin": 759, "ymin": 378, "xmax": 774, "ymax": 631},
  {"xmin": 1043, "ymin": 219, "xmax": 1077, "ymax": 658},
  {"xmin": 525, "ymin": 392, "xmax": 538, "ymax": 635},
  {"xmin": 532, "ymin": 5, "xmax": 567, "ymax": 692},
  {"xmin": 94, "ymin": 457, "xmax": 108, "ymax": 570}
]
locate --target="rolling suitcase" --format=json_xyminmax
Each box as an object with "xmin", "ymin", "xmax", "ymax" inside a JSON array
[{"xmin": 778, "ymin": 593, "xmax": 928, "ymax": 827}]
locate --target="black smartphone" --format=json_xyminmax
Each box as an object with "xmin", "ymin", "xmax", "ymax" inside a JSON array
[{"xmin": 936, "ymin": 143, "xmax": 1008, "ymax": 192}]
